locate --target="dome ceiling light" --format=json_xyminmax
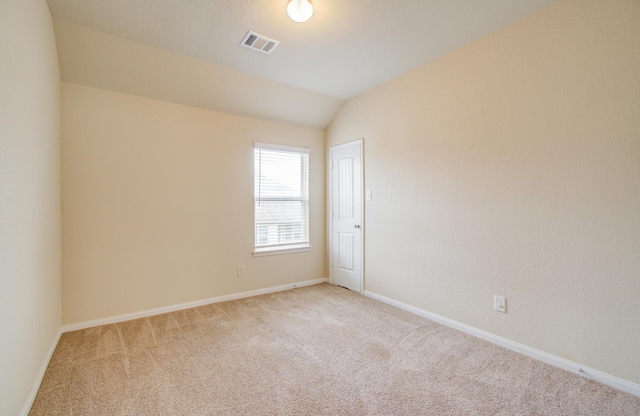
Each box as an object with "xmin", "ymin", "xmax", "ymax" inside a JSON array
[{"xmin": 287, "ymin": 0, "xmax": 313, "ymax": 23}]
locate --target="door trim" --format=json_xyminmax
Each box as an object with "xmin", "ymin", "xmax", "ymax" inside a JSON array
[{"xmin": 328, "ymin": 139, "xmax": 364, "ymax": 294}]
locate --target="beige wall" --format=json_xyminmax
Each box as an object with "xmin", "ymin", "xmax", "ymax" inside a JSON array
[
  {"xmin": 61, "ymin": 83, "xmax": 326, "ymax": 325},
  {"xmin": 327, "ymin": 0, "xmax": 640, "ymax": 384},
  {"xmin": 0, "ymin": 1, "xmax": 62, "ymax": 414}
]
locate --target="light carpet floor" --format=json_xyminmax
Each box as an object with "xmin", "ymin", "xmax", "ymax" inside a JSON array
[{"xmin": 30, "ymin": 283, "xmax": 640, "ymax": 415}]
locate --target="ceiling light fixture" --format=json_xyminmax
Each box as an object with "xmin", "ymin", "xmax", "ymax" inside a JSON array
[{"xmin": 287, "ymin": 0, "xmax": 313, "ymax": 23}]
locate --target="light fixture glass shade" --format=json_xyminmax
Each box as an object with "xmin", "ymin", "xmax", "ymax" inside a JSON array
[{"xmin": 287, "ymin": 0, "xmax": 313, "ymax": 23}]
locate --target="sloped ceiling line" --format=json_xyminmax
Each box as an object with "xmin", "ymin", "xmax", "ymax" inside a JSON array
[{"xmin": 47, "ymin": 0, "xmax": 558, "ymax": 128}]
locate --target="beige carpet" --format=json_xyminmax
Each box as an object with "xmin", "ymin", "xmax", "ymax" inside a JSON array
[{"xmin": 30, "ymin": 283, "xmax": 639, "ymax": 415}]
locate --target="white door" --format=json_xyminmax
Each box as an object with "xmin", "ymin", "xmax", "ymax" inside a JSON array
[{"xmin": 330, "ymin": 140, "xmax": 363, "ymax": 293}]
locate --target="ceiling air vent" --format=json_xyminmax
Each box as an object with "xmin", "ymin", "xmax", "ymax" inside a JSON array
[{"xmin": 241, "ymin": 31, "xmax": 280, "ymax": 55}]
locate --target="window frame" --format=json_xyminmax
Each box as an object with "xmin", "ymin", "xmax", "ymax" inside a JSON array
[{"xmin": 253, "ymin": 142, "xmax": 311, "ymax": 257}]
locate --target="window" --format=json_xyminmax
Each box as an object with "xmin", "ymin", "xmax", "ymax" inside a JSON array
[
  {"xmin": 255, "ymin": 224, "xmax": 269, "ymax": 246},
  {"xmin": 254, "ymin": 143, "xmax": 310, "ymax": 255}
]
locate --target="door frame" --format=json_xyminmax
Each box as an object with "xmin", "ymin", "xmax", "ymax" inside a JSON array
[{"xmin": 328, "ymin": 138, "xmax": 364, "ymax": 294}]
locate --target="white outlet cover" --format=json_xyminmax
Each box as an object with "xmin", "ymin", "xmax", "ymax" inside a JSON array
[{"xmin": 494, "ymin": 295, "xmax": 507, "ymax": 313}]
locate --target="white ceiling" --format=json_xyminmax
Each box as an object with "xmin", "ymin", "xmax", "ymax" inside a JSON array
[{"xmin": 46, "ymin": 0, "xmax": 559, "ymax": 126}]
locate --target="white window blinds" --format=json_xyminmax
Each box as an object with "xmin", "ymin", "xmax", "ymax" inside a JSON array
[{"xmin": 254, "ymin": 143, "xmax": 309, "ymax": 251}]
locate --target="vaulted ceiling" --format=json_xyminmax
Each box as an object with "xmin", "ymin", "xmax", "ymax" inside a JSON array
[{"xmin": 47, "ymin": 0, "xmax": 558, "ymax": 128}]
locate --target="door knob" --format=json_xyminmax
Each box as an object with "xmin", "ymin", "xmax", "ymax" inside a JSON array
[{"xmin": 353, "ymin": 224, "xmax": 361, "ymax": 229}]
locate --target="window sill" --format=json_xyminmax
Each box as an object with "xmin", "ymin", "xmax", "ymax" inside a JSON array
[{"xmin": 253, "ymin": 244, "xmax": 312, "ymax": 257}]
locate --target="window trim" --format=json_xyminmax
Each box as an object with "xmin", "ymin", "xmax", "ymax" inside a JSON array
[
  {"xmin": 253, "ymin": 244, "xmax": 312, "ymax": 257},
  {"xmin": 253, "ymin": 142, "xmax": 310, "ymax": 255}
]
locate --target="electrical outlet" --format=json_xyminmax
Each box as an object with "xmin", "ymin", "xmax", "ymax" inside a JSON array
[
  {"xmin": 40, "ymin": 316, "xmax": 44, "ymax": 337},
  {"xmin": 237, "ymin": 266, "xmax": 245, "ymax": 277},
  {"xmin": 494, "ymin": 295, "xmax": 506, "ymax": 313}
]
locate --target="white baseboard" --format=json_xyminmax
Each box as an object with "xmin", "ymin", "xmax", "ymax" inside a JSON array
[
  {"xmin": 364, "ymin": 290, "xmax": 640, "ymax": 398},
  {"xmin": 20, "ymin": 328, "xmax": 63, "ymax": 416},
  {"xmin": 63, "ymin": 278, "xmax": 328, "ymax": 333}
]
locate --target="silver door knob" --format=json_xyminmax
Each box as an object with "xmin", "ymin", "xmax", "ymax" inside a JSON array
[{"xmin": 353, "ymin": 224, "xmax": 361, "ymax": 229}]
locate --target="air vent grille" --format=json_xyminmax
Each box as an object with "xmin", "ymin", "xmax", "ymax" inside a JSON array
[{"xmin": 241, "ymin": 31, "xmax": 280, "ymax": 55}]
